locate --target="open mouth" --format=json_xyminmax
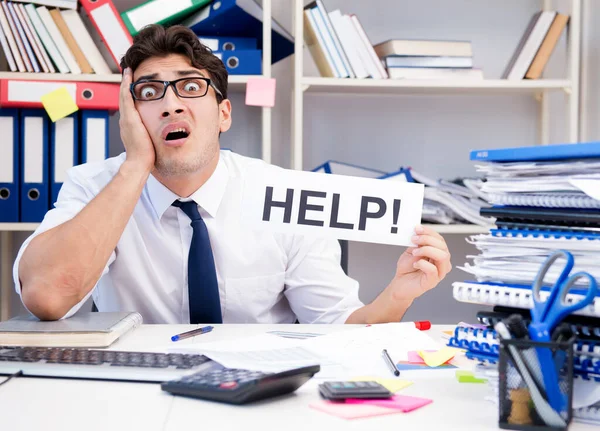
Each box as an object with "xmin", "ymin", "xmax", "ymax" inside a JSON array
[{"xmin": 165, "ymin": 128, "xmax": 190, "ymax": 141}]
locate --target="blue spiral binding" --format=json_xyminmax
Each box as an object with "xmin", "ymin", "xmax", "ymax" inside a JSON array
[{"xmin": 490, "ymin": 228, "xmax": 600, "ymax": 241}]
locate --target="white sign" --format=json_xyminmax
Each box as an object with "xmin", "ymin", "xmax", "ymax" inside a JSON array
[{"xmin": 241, "ymin": 166, "xmax": 424, "ymax": 246}]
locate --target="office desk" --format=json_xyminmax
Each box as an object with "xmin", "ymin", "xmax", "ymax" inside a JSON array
[{"xmin": 0, "ymin": 324, "xmax": 596, "ymax": 431}]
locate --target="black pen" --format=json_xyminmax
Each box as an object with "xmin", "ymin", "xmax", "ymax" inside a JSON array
[
  {"xmin": 171, "ymin": 325, "xmax": 214, "ymax": 342},
  {"xmin": 382, "ymin": 349, "xmax": 400, "ymax": 376}
]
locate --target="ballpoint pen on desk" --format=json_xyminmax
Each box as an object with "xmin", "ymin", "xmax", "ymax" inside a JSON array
[
  {"xmin": 382, "ymin": 349, "xmax": 400, "ymax": 376},
  {"xmin": 171, "ymin": 326, "xmax": 214, "ymax": 342}
]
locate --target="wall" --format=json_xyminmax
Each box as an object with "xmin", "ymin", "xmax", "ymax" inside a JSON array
[{"xmin": 5, "ymin": 0, "xmax": 596, "ymax": 323}]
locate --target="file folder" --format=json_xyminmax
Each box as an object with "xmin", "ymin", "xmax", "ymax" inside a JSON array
[
  {"xmin": 20, "ymin": 109, "xmax": 49, "ymax": 223},
  {"xmin": 470, "ymin": 141, "xmax": 600, "ymax": 162},
  {"xmin": 79, "ymin": 0, "xmax": 132, "ymax": 70},
  {"xmin": 80, "ymin": 110, "xmax": 109, "ymax": 164},
  {"xmin": 50, "ymin": 112, "xmax": 78, "ymax": 206},
  {"xmin": 214, "ymin": 50, "xmax": 261, "ymax": 75},
  {"xmin": 0, "ymin": 79, "xmax": 119, "ymax": 111},
  {"xmin": 480, "ymin": 206, "xmax": 600, "ymax": 227},
  {"xmin": 120, "ymin": 0, "xmax": 210, "ymax": 36},
  {"xmin": 0, "ymin": 108, "xmax": 20, "ymax": 222},
  {"xmin": 182, "ymin": 0, "xmax": 294, "ymax": 63},
  {"xmin": 198, "ymin": 36, "xmax": 257, "ymax": 51},
  {"xmin": 312, "ymin": 160, "xmax": 387, "ymax": 178}
]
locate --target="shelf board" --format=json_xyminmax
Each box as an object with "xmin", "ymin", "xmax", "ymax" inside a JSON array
[
  {"xmin": 301, "ymin": 77, "xmax": 572, "ymax": 95},
  {"xmin": 0, "ymin": 223, "xmax": 491, "ymax": 234},
  {"xmin": 0, "ymin": 223, "xmax": 40, "ymax": 231},
  {"xmin": 423, "ymin": 224, "xmax": 493, "ymax": 234},
  {"xmin": 0, "ymin": 73, "xmax": 257, "ymax": 92}
]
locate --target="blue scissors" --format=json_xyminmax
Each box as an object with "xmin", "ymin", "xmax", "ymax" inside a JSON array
[{"xmin": 528, "ymin": 249, "xmax": 598, "ymax": 412}]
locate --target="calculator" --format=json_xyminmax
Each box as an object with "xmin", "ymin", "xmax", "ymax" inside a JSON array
[
  {"xmin": 161, "ymin": 364, "xmax": 321, "ymax": 405},
  {"xmin": 318, "ymin": 381, "xmax": 393, "ymax": 400}
]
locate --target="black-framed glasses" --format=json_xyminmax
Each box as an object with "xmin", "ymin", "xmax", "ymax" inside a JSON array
[{"xmin": 130, "ymin": 76, "xmax": 223, "ymax": 101}]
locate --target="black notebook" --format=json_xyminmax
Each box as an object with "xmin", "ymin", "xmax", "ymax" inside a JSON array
[
  {"xmin": 480, "ymin": 206, "xmax": 600, "ymax": 227},
  {"xmin": 0, "ymin": 312, "xmax": 143, "ymax": 347}
]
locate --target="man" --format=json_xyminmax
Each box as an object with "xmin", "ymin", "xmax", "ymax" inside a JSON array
[{"xmin": 14, "ymin": 25, "xmax": 452, "ymax": 324}]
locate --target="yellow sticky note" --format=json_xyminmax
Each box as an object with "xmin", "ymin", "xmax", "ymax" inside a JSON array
[
  {"xmin": 40, "ymin": 87, "xmax": 78, "ymax": 122},
  {"xmin": 351, "ymin": 376, "xmax": 413, "ymax": 393},
  {"xmin": 418, "ymin": 346, "xmax": 459, "ymax": 367}
]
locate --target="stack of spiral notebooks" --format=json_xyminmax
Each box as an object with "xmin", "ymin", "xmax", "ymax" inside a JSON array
[{"xmin": 451, "ymin": 142, "xmax": 600, "ymax": 425}]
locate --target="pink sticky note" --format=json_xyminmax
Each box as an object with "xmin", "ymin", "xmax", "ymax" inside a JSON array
[
  {"xmin": 245, "ymin": 77, "xmax": 276, "ymax": 107},
  {"xmin": 309, "ymin": 401, "xmax": 402, "ymax": 419},
  {"xmin": 407, "ymin": 351, "xmax": 426, "ymax": 364},
  {"xmin": 345, "ymin": 394, "xmax": 433, "ymax": 413}
]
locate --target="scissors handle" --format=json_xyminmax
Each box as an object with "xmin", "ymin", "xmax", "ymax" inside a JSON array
[
  {"xmin": 549, "ymin": 272, "xmax": 598, "ymax": 325},
  {"xmin": 531, "ymin": 250, "xmax": 574, "ymax": 325}
]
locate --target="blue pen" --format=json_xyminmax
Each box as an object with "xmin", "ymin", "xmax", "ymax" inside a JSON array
[{"xmin": 171, "ymin": 325, "xmax": 214, "ymax": 342}]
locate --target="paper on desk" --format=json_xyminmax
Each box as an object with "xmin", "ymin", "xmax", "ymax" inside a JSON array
[
  {"xmin": 350, "ymin": 376, "xmax": 412, "ymax": 393},
  {"xmin": 302, "ymin": 323, "xmax": 441, "ymax": 377},
  {"xmin": 309, "ymin": 401, "xmax": 403, "ymax": 420},
  {"xmin": 169, "ymin": 333, "xmax": 344, "ymax": 377}
]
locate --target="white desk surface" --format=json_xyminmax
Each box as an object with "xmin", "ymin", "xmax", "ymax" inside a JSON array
[{"xmin": 0, "ymin": 324, "xmax": 596, "ymax": 431}]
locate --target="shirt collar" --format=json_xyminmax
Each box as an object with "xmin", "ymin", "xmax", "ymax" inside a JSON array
[{"xmin": 147, "ymin": 155, "xmax": 229, "ymax": 220}]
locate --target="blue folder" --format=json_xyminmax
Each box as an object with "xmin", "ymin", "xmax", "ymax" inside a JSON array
[
  {"xmin": 183, "ymin": 0, "xmax": 294, "ymax": 64},
  {"xmin": 50, "ymin": 112, "xmax": 79, "ymax": 207},
  {"xmin": 312, "ymin": 160, "xmax": 388, "ymax": 178},
  {"xmin": 20, "ymin": 109, "xmax": 49, "ymax": 223},
  {"xmin": 470, "ymin": 141, "xmax": 600, "ymax": 162},
  {"xmin": 0, "ymin": 109, "xmax": 20, "ymax": 222},
  {"xmin": 215, "ymin": 50, "xmax": 261, "ymax": 75},
  {"xmin": 80, "ymin": 111, "xmax": 109, "ymax": 164},
  {"xmin": 198, "ymin": 36, "xmax": 257, "ymax": 51}
]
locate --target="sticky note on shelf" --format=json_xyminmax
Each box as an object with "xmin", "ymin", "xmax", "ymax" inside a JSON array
[
  {"xmin": 455, "ymin": 370, "xmax": 487, "ymax": 383},
  {"xmin": 351, "ymin": 376, "xmax": 412, "ymax": 393},
  {"xmin": 418, "ymin": 346, "xmax": 459, "ymax": 367},
  {"xmin": 245, "ymin": 77, "xmax": 276, "ymax": 107},
  {"xmin": 41, "ymin": 87, "xmax": 79, "ymax": 122}
]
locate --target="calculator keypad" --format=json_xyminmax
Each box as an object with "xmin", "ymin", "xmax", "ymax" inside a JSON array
[{"xmin": 177, "ymin": 369, "xmax": 273, "ymax": 390}]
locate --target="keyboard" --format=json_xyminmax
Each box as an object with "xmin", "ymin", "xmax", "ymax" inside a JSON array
[{"xmin": 0, "ymin": 346, "xmax": 222, "ymax": 383}]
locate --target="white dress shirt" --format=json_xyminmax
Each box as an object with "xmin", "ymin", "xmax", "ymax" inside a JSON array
[{"xmin": 13, "ymin": 150, "xmax": 364, "ymax": 324}]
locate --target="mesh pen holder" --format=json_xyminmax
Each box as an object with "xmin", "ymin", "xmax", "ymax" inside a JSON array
[{"xmin": 498, "ymin": 337, "xmax": 575, "ymax": 431}]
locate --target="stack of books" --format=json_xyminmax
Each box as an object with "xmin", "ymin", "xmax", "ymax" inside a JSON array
[
  {"xmin": 120, "ymin": 0, "xmax": 295, "ymax": 75},
  {"xmin": 503, "ymin": 10, "xmax": 569, "ymax": 80},
  {"xmin": 374, "ymin": 39, "xmax": 483, "ymax": 81},
  {"xmin": 303, "ymin": 0, "xmax": 388, "ymax": 79},
  {"xmin": 0, "ymin": 0, "xmax": 131, "ymax": 74}
]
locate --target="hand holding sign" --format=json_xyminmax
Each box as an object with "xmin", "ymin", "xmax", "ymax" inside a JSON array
[{"xmin": 241, "ymin": 164, "xmax": 452, "ymax": 324}]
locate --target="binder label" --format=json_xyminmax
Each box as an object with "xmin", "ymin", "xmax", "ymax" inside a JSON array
[
  {"xmin": 0, "ymin": 117, "xmax": 13, "ymax": 182},
  {"xmin": 241, "ymin": 166, "xmax": 424, "ymax": 246},
  {"xmin": 24, "ymin": 117, "xmax": 44, "ymax": 183},
  {"xmin": 92, "ymin": 4, "xmax": 132, "ymax": 62}
]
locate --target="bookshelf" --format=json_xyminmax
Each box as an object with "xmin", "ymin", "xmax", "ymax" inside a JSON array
[
  {"xmin": 0, "ymin": 0, "xmax": 275, "ymax": 320},
  {"xmin": 292, "ymin": 0, "xmax": 582, "ymax": 171}
]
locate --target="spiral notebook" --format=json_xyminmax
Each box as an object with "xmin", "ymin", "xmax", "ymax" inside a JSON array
[
  {"xmin": 488, "ymin": 193, "xmax": 600, "ymax": 209},
  {"xmin": 452, "ymin": 281, "xmax": 600, "ymax": 319}
]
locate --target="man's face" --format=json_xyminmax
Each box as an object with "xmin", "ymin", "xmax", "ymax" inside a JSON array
[{"xmin": 132, "ymin": 54, "xmax": 231, "ymax": 177}]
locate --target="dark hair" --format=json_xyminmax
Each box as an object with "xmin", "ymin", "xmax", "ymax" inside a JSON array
[{"xmin": 120, "ymin": 24, "xmax": 228, "ymax": 103}]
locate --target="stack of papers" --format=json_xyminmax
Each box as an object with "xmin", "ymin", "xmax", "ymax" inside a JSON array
[
  {"xmin": 169, "ymin": 323, "xmax": 442, "ymax": 379},
  {"xmin": 474, "ymin": 160, "xmax": 600, "ymax": 208},
  {"xmin": 384, "ymin": 169, "xmax": 494, "ymax": 226}
]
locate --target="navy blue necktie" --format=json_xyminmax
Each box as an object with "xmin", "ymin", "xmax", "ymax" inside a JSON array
[{"xmin": 172, "ymin": 200, "xmax": 222, "ymax": 324}]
